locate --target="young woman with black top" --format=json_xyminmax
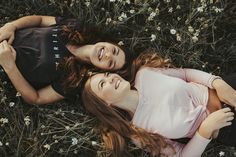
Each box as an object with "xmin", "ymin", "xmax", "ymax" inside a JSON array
[{"xmin": 0, "ymin": 15, "xmax": 130, "ymax": 105}]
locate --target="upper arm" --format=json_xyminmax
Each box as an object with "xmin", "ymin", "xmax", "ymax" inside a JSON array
[
  {"xmin": 40, "ymin": 16, "xmax": 56, "ymax": 26},
  {"xmin": 35, "ymin": 85, "xmax": 64, "ymax": 105}
]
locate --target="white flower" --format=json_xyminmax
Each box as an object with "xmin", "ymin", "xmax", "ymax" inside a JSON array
[
  {"xmin": 176, "ymin": 34, "xmax": 181, "ymax": 41},
  {"xmin": 106, "ymin": 18, "xmax": 112, "ymax": 25},
  {"xmin": 177, "ymin": 17, "xmax": 181, "ymax": 21},
  {"xmin": 43, "ymin": 144, "xmax": 50, "ymax": 150},
  {"xmin": 74, "ymin": 150, "xmax": 78, "ymax": 154},
  {"xmin": 126, "ymin": 0, "xmax": 130, "ymax": 4},
  {"xmin": 219, "ymin": 151, "xmax": 225, "ymax": 157},
  {"xmin": 148, "ymin": 12, "xmax": 156, "ymax": 21},
  {"xmin": 54, "ymin": 140, "xmax": 58, "ymax": 143},
  {"xmin": 192, "ymin": 36, "xmax": 198, "ymax": 43},
  {"xmin": 9, "ymin": 102, "xmax": 15, "ymax": 107},
  {"xmin": 91, "ymin": 141, "xmax": 97, "ymax": 146},
  {"xmin": 0, "ymin": 118, "xmax": 9, "ymax": 124},
  {"xmin": 5, "ymin": 142, "xmax": 9, "ymax": 146},
  {"xmin": 129, "ymin": 9, "xmax": 135, "ymax": 14},
  {"xmin": 150, "ymin": 34, "xmax": 156, "ymax": 42},
  {"xmin": 176, "ymin": 5, "xmax": 181, "ymax": 9},
  {"xmin": 72, "ymin": 138, "xmax": 78, "ymax": 145},
  {"xmin": 214, "ymin": 7, "xmax": 223, "ymax": 13},
  {"xmin": 118, "ymin": 41, "xmax": 124, "ymax": 46},
  {"xmin": 156, "ymin": 26, "xmax": 161, "ymax": 31},
  {"xmin": 65, "ymin": 126, "xmax": 70, "ymax": 130},
  {"xmin": 110, "ymin": 0, "xmax": 115, "ymax": 2},
  {"xmin": 118, "ymin": 12, "xmax": 127, "ymax": 22},
  {"xmin": 24, "ymin": 116, "xmax": 31, "ymax": 126},
  {"xmin": 85, "ymin": 1, "xmax": 90, "ymax": 7},
  {"xmin": 188, "ymin": 26, "xmax": 194, "ymax": 33},
  {"xmin": 168, "ymin": 7, "xmax": 173, "ymax": 13},
  {"xmin": 16, "ymin": 92, "xmax": 21, "ymax": 97},
  {"xmin": 0, "ymin": 141, "xmax": 3, "ymax": 146},
  {"xmin": 197, "ymin": 7, "xmax": 204, "ymax": 12},
  {"xmin": 170, "ymin": 29, "xmax": 176, "ymax": 35}
]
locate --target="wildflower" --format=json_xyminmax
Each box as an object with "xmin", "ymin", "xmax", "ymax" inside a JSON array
[
  {"xmin": 148, "ymin": 12, "xmax": 156, "ymax": 21},
  {"xmin": 118, "ymin": 41, "xmax": 124, "ymax": 46},
  {"xmin": 129, "ymin": 9, "xmax": 135, "ymax": 14},
  {"xmin": 110, "ymin": 0, "xmax": 115, "ymax": 2},
  {"xmin": 126, "ymin": 0, "xmax": 130, "ymax": 4},
  {"xmin": 41, "ymin": 125, "xmax": 45, "ymax": 128},
  {"xmin": 118, "ymin": 12, "xmax": 127, "ymax": 21},
  {"xmin": 43, "ymin": 144, "xmax": 50, "ymax": 150},
  {"xmin": 85, "ymin": 1, "xmax": 90, "ymax": 7},
  {"xmin": 150, "ymin": 34, "xmax": 156, "ymax": 42},
  {"xmin": 24, "ymin": 116, "xmax": 31, "ymax": 126},
  {"xmin": 168, "ymin": 7, "xmax": 173, "ymax": 13},
  {"xmin": 9, "ymin": 102, "xmax": 15, "ymax": 107},
  {"xmin": 0, "ymin": 118, "xmax": 9, "ymax": 124},
  {"xmin": 59, "ymin": 148, "xmax": 64, "ymax": 153},
  {"xmin": 156, "ymin": 26, "xmax": 161, "ymax": 31},
  {"xmin": 72, "ymin": 137, "xmax": 78, "ymax": 145},
  {"xmin": 176, "ymin": 34, "xmax": 181, "ymax": 41},
  {"xmin": 91, "ymin": 141, "xmax": 97, "ymax": 146},
  {"xmin": 177, "ymin": 17, "xmax": 181, "ymax": 21},
  {"xmin": 0, "ymin": 141, "xmax": 3, "ymax": 146},
  {"xmin": 74, "ymin": 150, "xmax": 78, "ymax": 154},
  {"xmin": 197, "ymin": 7, "xmax": 204, "ymax": 12},
  {"xmin": 65, "ymin": 126, "xmax": 70, "ymax": 130},
  {"xmin": 106, "ymin": 18, "xmax": 112, "ymax": 25},
  {"xmin": 219, "ymin": 151, "xmax": 225, "ymax": 157},
  {"xmin": 214, "ymin": 7, "xmax": 223, "ymax": 13},
  {"xmin": 5, "ymin": 142, "xmax": 9, "ymax": 146},
  {"xmin": 54, "ymin": 140, "xmax": 58, "ymax": 143},
  {"xmin": 192, "ymin": 36, "xmax": 198, "ymax": 43},
  {"xmin": 176, "ymin": 5, "xmax": 181, "ymax": 10},
  {"xmin": 170, "ymin": 29, "xmax": 176, "ymax": 35},
  {"xmin": 16, "ymin": 92, "xmax": 21, "ymax": 97},
  {"xmin": 188, "ymin": 26, "xmax": 194, "ymax": 33}
]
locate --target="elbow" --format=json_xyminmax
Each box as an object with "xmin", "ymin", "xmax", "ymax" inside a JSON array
[{"xmin": 24, "ymin": 96, "xmax": 44, "ymax": 105}]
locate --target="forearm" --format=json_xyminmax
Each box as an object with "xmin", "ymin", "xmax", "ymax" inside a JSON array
[
  {"xmin": 6, "ymin": 15, "xmax": 56, "ymax": 30},
  {"xmin": 4, "ymin": 64, "xmax": 39, "ymax": 104}
]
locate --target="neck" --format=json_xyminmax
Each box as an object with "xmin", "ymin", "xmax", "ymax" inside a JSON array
[
  {"xmin": 66, "ymin": 44, "xmax": 92, "ymax": 62},
  {"xmin": 114, "ymin": 90, "xmax": 139, "ymax": 114}
]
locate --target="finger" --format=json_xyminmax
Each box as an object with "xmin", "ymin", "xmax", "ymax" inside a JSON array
[
  {"xmin": 223, "ymin": 121, "xmax": 232, "ymax": 127},
  {"xmin": 222, "ymin": 107, "xmax": 231, "ymax": 112},
  {"xmin": 8, "ymin": 35, "xmax": 14, "ymax": 44},
  {"xmin": 226, "ymin": 116, "xmax": 234, "ymax": 122},
  {"xmin": 226, "ymin": 111, "xmax": 234, "ymax": 117},
  {"xmin": 2, "ymin": 40, "xmax": 8, "ymax": 48},
  {"xmin": 9, "ymin": 45, "xmax": 16, "ymax": 55}
]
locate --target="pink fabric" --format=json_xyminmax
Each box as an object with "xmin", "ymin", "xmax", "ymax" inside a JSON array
[{"xmin": 132, "ymin": 67, "xmax": 220, "ymax": 157}]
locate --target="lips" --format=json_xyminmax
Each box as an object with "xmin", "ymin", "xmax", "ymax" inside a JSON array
[
  {"xmin": 98, "ymin": 47, "xmax": 104, "ymax": 61},
  {"xmin": 115, "ymin": 79, "xmax": 121, "ymax": 89}
]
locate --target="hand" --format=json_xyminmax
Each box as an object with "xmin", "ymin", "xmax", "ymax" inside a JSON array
[
  {"xmin": 0, "ymin": 40, "xmax": 17, "ymax": 71},
  {"xmin": 212, "ymin": 78, "xmax": 236, "ymax": 108},
  {"xmin": 0, "ymin": 22, "xmax": 16, "ymax": 44},
  {"xmin": 198, "ymin": 107, "xmax": 234, "ymax": 139}
]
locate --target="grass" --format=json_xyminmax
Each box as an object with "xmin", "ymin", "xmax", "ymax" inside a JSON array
[{"xmin": 0, "ymin": 0, "xmax": 236, "ymax": 156}]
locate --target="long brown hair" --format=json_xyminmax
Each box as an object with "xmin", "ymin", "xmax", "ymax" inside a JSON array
[{"xmin": 82, "ymin": 79, "xmax": 174, "ymax": 157}]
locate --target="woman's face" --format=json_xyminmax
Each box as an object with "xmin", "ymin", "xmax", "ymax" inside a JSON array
[
  {"xmin": 89, "ymin": 73, "xmax": 130, "ymax": 105},
  {"xmin": 90, "ymin": 42, "xmax": 125, "ymax": 70}
]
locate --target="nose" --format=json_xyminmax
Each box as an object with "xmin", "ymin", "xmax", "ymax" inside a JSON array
[{"xmin": 104, "ymin": 51, "xmax": 112, "ymax": 60}]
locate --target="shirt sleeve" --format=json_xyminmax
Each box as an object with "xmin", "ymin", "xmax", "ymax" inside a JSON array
[
  {"xmin": 152, "ymin": 67, "xmax": 221, "ymax": 89},
  {"xmin": 51, "ymin": 79, "xmax": 79, "ymax": 101},
  {"xmin": 163, "ymin": 132, "xmax": 211, "ymax": 157}
]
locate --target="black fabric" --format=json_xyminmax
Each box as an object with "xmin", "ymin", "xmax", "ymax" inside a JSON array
[
  {"xmin": 8, "ymin": 17, "xmax": 80, "ymax": 99},
  {"xmin": 216, "ymin": 73, "xmax": 236, "ymax": 147}
]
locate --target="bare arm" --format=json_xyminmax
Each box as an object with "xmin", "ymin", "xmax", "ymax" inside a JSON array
[
  {"xmin": 212, "ymin": 78, "xmax": 236, "ymax": 108},
  {"xmin": 0, "ymin": 15, "xmax": 56, "ymax": 44},
  {"xmin": 0, "ymin": 41, "xmax": 64, "ymax": 105}
]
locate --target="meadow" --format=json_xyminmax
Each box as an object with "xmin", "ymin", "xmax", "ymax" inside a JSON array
[{"xmin": 0, "ymin": 0, "xmax": 236, "ymax": 156}]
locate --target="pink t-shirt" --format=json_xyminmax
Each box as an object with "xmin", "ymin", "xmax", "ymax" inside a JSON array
[{"xmin": 132, "ymin": 67, "xmax": 220, "ymax": 157}]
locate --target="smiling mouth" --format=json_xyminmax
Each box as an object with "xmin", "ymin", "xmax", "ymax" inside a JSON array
[
  {"xmin": 115, "ymin": 79, "xmax": 121, "ymax": 89},
  {"xmin": 98, "ymin": 47, "xmax": 105, "ymax": 61}
]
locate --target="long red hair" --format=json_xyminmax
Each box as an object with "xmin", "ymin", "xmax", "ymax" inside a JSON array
[{"xmin": 82, "ymin": 51, "xmax": 175, "ymax": 157}]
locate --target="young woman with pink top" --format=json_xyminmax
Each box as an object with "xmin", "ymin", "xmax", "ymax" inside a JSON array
[{"xmin": 82, "ymin": 52, "xmax": 236, "ymax": 157}]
